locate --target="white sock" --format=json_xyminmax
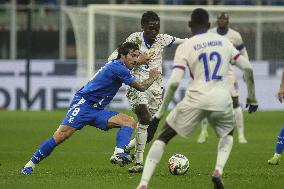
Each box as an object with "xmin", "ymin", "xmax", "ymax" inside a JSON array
[
  {"xmin": 125, "ymin": 138, "xmax": 136, "ymax": 152},
  {"xmin": 234, "ymin": 106, "xmax": 245, "ymax": 138},
  {"xmin": 113, "ymin": 147, "xmax": 124, "ymax": 155},
  {"xmin": 139, "ymin": 140, "xmax": 166, "ymax": 187},
  {"xmin": 25, "ymin": 160, "xmax": 35, "ymax": 168},
  {"xmin": 201, "ymin": 118, "xmax": 208, "ymax": 134},
  {"xmin": 136, "ymin": 123, "xmax": 148, "ymax": 164},
  {"xmin": 215, "ymin": 135, "xmax": 233, "ymax": 175}
]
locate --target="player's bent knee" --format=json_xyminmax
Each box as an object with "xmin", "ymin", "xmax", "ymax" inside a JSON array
[
  {"xmin": 135, "ymin": 105, "xmax": 151, "ymax": 124},
  {"xmin": 123, "ymin": 116, "xmax": 136, "ymax": 129}
]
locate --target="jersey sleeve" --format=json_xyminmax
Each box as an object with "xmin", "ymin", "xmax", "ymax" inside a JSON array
[
  {"xmin": 234, "ymin": 32, "xmax": 245, "ymax": 51},
  {"xmin": 225, "ymin": 39, "xmax": 241, "ymax": 64},
  {"xmin": 173, "ymin": 37, "xmax": 187, "ymax": 45},
  {"xmin": 108, "ymin": 33, "xmax": 140, "ymax": 61},
  {"xmin": 108, "ymin": 50, "xmax": 118, "ymax": 61},
  {"xmin": 125, "ymin": 32, "xmax": 141, "ymax": 44},
  {"xmin": 116, "ymin": 66, "xmax": 136, "ymax": 85},
  {"xmin": 158, "ymin": 34, "xmax": 176, "ymax": 47},
  {"xmin": 173, "ymin": 43, "xmax": 188, "ymax": 70}
]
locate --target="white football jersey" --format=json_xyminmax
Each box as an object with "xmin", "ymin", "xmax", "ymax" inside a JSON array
[
  {"xmin": 209, "ymin": 28, "xmax": 245, "ymax": 50},
  {"xmin": 209, "ymin": 27, "xmax": 248, "ymax": 81},
  {"xmin": 174, "ymin": 32, "xmax": 240, "ymax": 111},
  {"xmin": 109, "ymin": 32, "xmax": 184, "ymax": 82}
]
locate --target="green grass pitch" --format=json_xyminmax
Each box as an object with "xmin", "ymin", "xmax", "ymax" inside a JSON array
[{"xmin": 0, "ymin": 110, "xmax": 284, "ymax": 189}]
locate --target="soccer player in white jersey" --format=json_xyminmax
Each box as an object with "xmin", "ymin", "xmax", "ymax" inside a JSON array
[
  {"xmin": 108, "ymin": 11, "xmax": 186, "ymax": 173},
  {"xmin": 197, "ymin": 12, "xmax": 250, "ymax": 144},
  {"xmin": 136, "ymin": 8, "xmax": 258, "ymax": 189}
]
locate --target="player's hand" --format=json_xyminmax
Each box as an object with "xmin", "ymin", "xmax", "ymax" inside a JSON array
[
  {"xmin": 278, "ymin": 85, "xmax": 284, "ymax": 103},
  {"xmin": 149, "ymin": 68, "xmax": 161, "ymax": 80},
  {"xmin": 137, "ymin": 50, "xmax": 156, "ymax": 65},
  {"xmin": 245, "ymin": 98, "xmax": 258, "ymax": 113}
]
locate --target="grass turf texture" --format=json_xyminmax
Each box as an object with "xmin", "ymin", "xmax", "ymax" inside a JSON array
[{"xmin": 0, "ymin": 110, "xmax": 284, "ymax": 189}]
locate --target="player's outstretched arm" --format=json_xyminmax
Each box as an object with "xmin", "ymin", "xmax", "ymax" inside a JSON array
[
  {"xmin": 155, "ymin": 67, "xmax": 185, "ymax": 119},
  {"xmin": 237, "ymin": 33, "xmax": 250, "ymax": 60},
  {"xmin": 130, "ymin": 68, "xmax": 160, "ymax": 92},
  {"xmin": 173, "ymin": 37, "xmax": 188, "ymax": 44},
  {"xmin": 235, "ymin": 55, "xmax": 258, "ymax": 113},
  {"xmin": 108, "ymin": 49, "xmax": 118, "ymax": 62},
  {"xmin": 108, "ymin": 33, "xmax": 138, "ymax": 62}
]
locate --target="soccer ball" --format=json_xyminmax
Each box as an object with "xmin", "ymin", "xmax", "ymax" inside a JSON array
[{"xmin": 168, "ymin": 154, "xmax": 189, "ymax": 175}]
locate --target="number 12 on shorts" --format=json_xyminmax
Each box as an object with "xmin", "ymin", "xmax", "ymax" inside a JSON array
[{"xmin": 198, "ymin": 51, "xmax": 222, "ymax": 81}]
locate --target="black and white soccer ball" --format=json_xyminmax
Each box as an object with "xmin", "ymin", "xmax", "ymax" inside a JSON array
[{"xmin": 168, "ymin": 154, "xmax": 189, "ymax": 175}]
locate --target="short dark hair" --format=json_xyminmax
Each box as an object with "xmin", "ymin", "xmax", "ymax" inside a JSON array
[
  {"xmin": 116, "ymin": 42, "xmax": 139, "ymax": 59},
  {"xmin": 141, "ymin": 11, "xmax": 160, "ymax": 27},
  {"xmin": 217, "ymin": 12, "xmax": 229, "ymax": 19},
  {"xmin": 189, "ymin": 8, "xmax": 209, "ymax": 27}
]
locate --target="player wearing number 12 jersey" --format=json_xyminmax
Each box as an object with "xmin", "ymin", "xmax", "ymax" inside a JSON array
[
  {"xmin": 197, "ymin": 12, "xmax": 250, "ymax": 144},
  {"xmin": 136, "ymin": 8, "xmax": 258, "ymax": 189}
]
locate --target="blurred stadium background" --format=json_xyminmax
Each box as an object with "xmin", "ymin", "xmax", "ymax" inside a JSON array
[{"xmin": 0, "ymin": 0, "xmax": 284, "ymax": 111}]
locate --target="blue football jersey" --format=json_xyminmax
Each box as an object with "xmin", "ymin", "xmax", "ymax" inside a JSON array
[{"xmin": 76, "ymin": 59, "xmax": 136, "ymax": 109}]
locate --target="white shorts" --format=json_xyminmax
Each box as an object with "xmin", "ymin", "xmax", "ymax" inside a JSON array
[
  {"xmin": 166, "ymin": 100, "xmax": 234, "ymax": 138},
  {"xmin": 126, "ymin": 84, "xmax": 163, "ymax": 116}
]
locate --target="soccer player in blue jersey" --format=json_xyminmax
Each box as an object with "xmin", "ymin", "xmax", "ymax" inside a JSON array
[
  {"xmin": 268, "ymin": 69, "xmax": 284, "ymax": 165},
  {"xmin": 21, "ymin": 42, "xmax": 161, "ymax": 175}
]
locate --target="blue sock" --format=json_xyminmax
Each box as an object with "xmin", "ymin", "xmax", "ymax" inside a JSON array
[
  {"xmin": 31, "ymin": 137, "xmax": 57, "ymax": 164},
  {"xmin": 275, "ymin": 127, "xmax": 284, "ymax": 154},
  {"xmin": 116, "ymin": 126, "xmax": 133, "ymax": 150}
]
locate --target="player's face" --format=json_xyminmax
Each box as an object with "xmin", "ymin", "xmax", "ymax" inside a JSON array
[
  {"xmin": 124, "ymin": 50, "xmax": 140, "ymax": 70},
  {"xmin": 143, "ymin": 21, "xmax": 160, "ymax": 44},
  {"xmin": 217, "ymin": 15, "xmax": 228, "ymax": 29}
]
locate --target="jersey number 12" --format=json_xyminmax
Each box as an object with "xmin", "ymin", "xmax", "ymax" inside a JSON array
[{"xmin": 198, "ymin": 51, "xmax": 222, "ymax": 81}]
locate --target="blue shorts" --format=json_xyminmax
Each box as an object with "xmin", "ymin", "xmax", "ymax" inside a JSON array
[{"xmin": 61, "ymin": 97, "xmax": 119, "ymax": 130}]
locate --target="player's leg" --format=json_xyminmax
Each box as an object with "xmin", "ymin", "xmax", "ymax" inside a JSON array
[
  {"xmin": 197, "ymin": 118, "xmax": 209, "ymax": 143},
  {"xmin": 125, "ymin": 138, "xmax": 136, "ymax": 152},
  {"xmin": 103, "ymin": 111, "xmax": 136, "ymax": 166},
  {"xmin": 125, "ymin": 89, "xmax": 148, "ymax": 153},
  {"xmin": 130, "ymin": 86, "xmax": 164, "ymax": 173},
  {"xmin": 146, "ymin": 116, "xmax": 161, "ymax": 143},
  {"xmin": 146, "ymin": 88, "xmax": 163, "ymax": 143},
  {"xmin": 268, "ymin": 126, "xmax": 284, "ymax": 165},
  {"xmin": 21, "ymin": 97, "xmax": 87, "ymax": 175},
  {"xmin": 21, "ymin": 125, "xmax": 76, "ymax": 175},
  {"xmin": 232, "ymin": 96, "xmax": 247, "ymax": 143},
  {"xmin": 136, "ymin": 122, "xmax": 177, "ymax": 189},
  {"xmin": 128, "ymin": 104, "xmax": 152, "ymax": 172},
  {"xmin": 208, "ymin": 106, "xmax": 235, "ymax": 189},
  {"xmin": 212, "ymin": 131, "xmax": 233, "ymax": 189},
  {"xmin": 137, "ymin": 101, "xmax": 203, "ymax": 188}
]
